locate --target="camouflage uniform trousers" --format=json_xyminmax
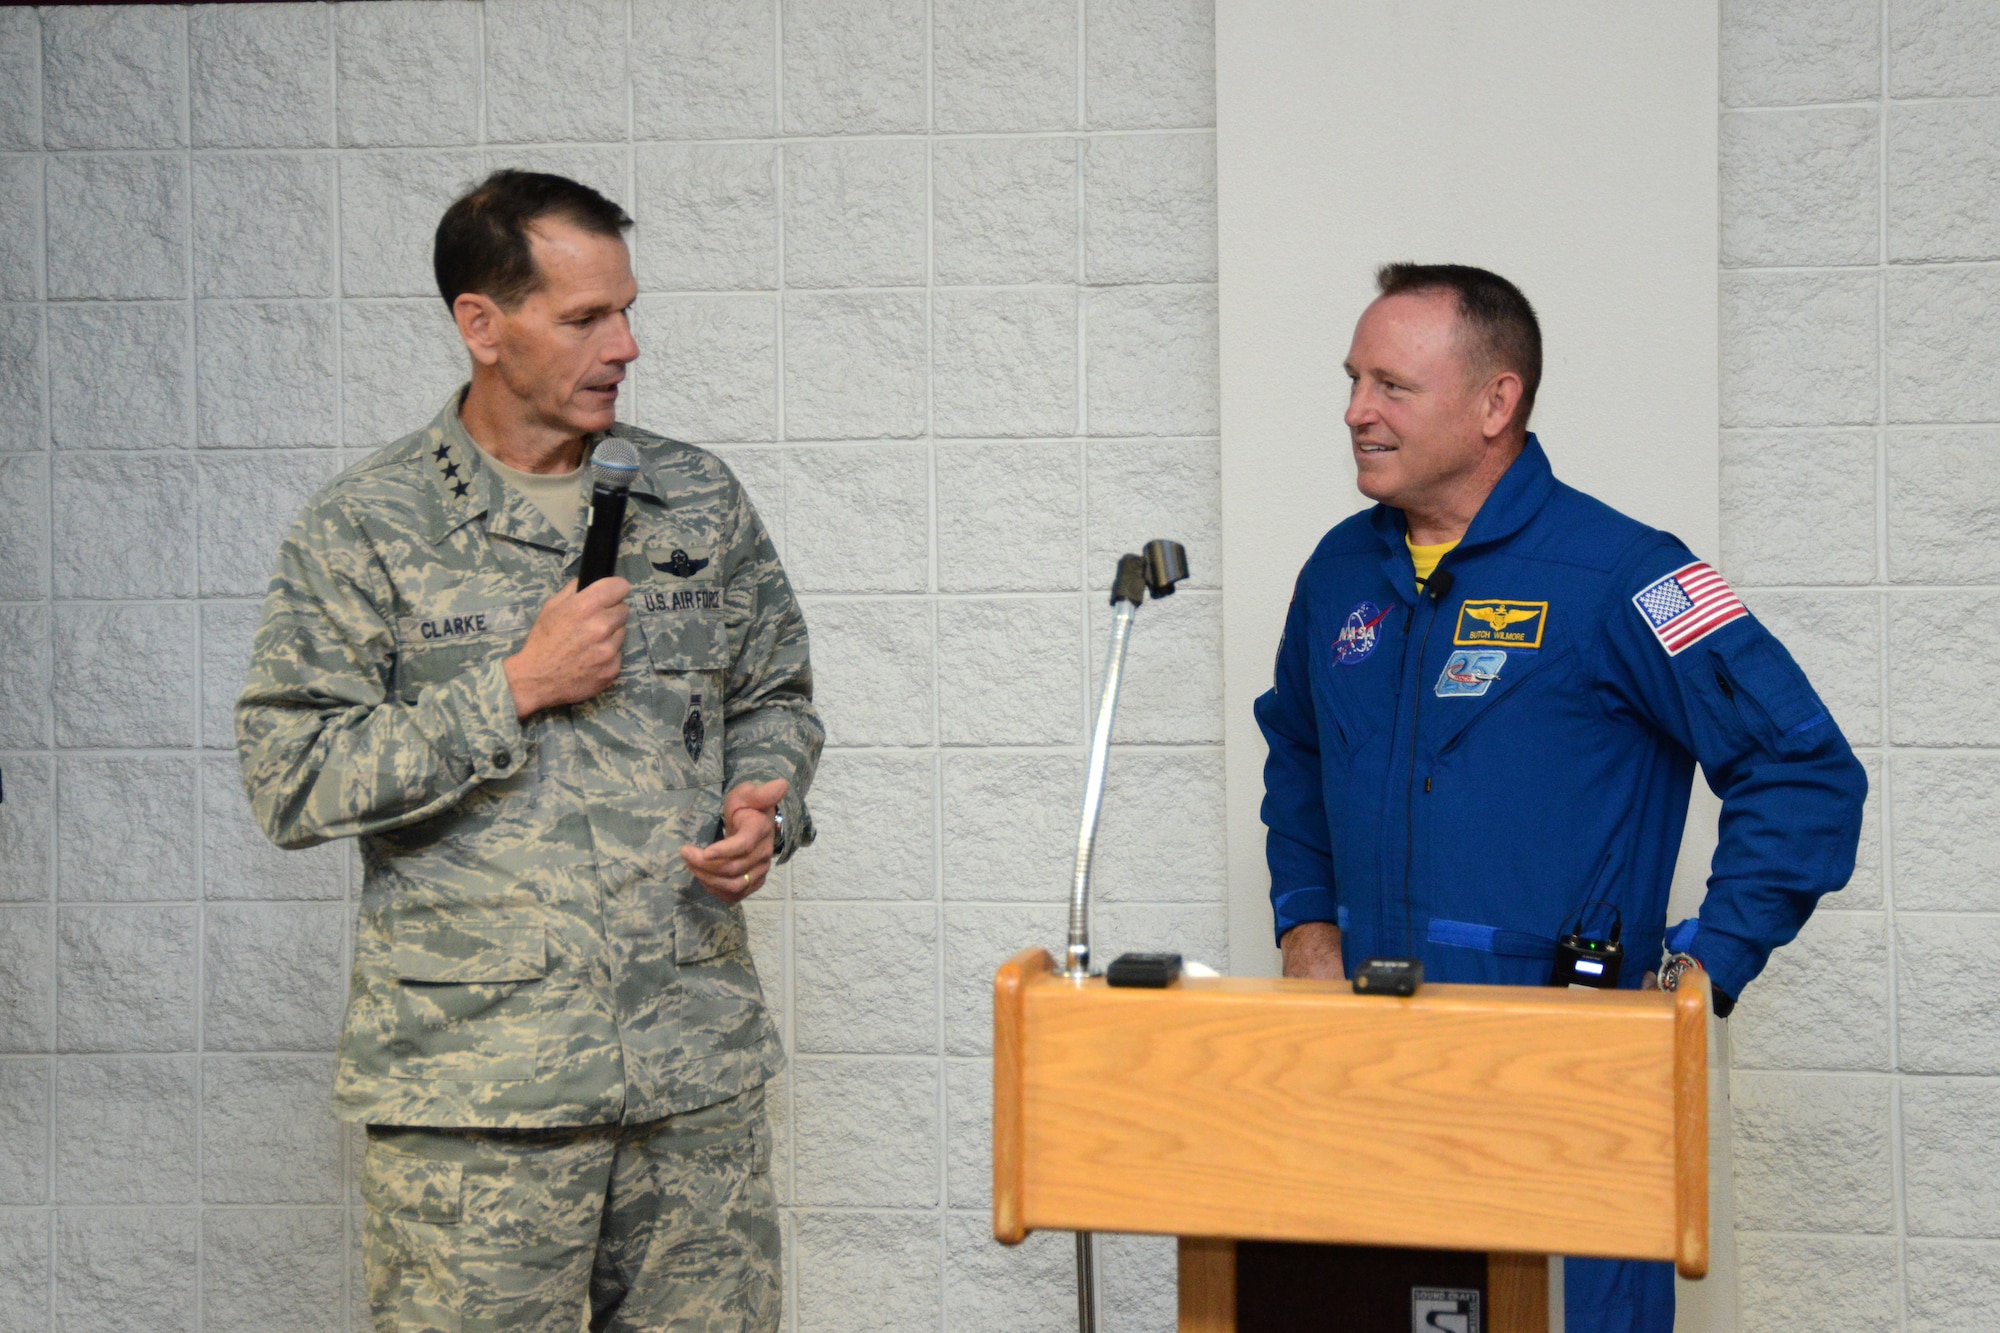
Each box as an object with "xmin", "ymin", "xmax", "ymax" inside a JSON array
[{"xmin": 362, "ymin": 1085, "xmax": 780, "ymax": 1333}]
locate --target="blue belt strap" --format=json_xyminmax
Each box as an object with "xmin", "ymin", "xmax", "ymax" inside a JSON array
[{"xmin": 1426, "ymin": 917, "xmax": 1558, "ymax": 960}]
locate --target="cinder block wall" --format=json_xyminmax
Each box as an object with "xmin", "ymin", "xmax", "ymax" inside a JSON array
[
  {"xmin": 8, "ymin": 2, "xmax": 1998, "ymax": 1331},
  {"xmin": 0, "ymin": 2, "xmax": 1218, "ymax": 1329},
  {"xmin": 1717, "ymin": 0, "xmax": 2000, "ymax": 1327}
]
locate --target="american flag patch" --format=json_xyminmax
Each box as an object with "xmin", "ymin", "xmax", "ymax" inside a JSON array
[{"xmin": 1632, "ymin": 561, "xmax": 1747, "ymax": 655}]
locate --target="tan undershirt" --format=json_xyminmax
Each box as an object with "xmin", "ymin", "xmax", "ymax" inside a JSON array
[{"xmin": 476, "ymin": 446, "xmax": 587, "ymax": 538}]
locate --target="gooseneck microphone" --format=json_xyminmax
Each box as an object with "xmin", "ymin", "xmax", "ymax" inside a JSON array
[{"xmin": 577, "ymin": 439, "xmax": 641, "ymax": 588}]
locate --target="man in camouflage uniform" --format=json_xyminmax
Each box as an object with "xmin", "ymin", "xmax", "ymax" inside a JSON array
[{"xmin": 236, "ymin": 171, "xmax": 819, "ymax": 1332}]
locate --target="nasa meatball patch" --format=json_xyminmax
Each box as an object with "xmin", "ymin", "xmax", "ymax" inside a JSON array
[{"xmin": 1334, "ymin": 601, "xmax": 1394, "ymax": 665}]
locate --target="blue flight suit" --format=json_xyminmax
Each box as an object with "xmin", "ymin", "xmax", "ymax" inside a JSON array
[{"xmin": 1255, "ymin": 436, "xmax": 1866, "ymax": 1333}]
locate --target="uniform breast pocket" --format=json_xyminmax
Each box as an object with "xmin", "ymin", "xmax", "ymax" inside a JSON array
[
  {"xmin": 638, "ymin": 586, "xmax": 731, "ymax": 787},
  {"xmin": 1312, "ymin": 668, "xmax": 1386, "ymax": 755}
]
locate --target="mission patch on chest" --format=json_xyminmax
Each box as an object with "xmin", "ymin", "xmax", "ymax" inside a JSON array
[{"xmin": 1453, "ymin": 599, "xmax": 1547, "ymax": 649}]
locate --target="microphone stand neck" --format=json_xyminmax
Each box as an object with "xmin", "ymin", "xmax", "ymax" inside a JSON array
[{"xmin": 1066, "ymin": 599, "xmax": 1136, "ymax": 981}]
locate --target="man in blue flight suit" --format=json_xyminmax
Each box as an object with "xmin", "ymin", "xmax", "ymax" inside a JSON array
[{"xmin": 1256, "ymin": 264, "xmax": 1867, "ymax": 1333}]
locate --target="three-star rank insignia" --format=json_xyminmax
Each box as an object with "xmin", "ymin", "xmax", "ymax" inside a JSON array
[
  {"xmin": 683, "ymin": 692, "xmax": 706, "ymax": 763},
  {"xmin": 432, "ymin": 433, "xmax": 475, "ymax": 502},
  {"xmin": 651, "ymin": 548, "xmax": 711, "ymax": 578}
]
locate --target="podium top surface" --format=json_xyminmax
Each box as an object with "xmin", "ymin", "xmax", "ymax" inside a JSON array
[
  {"xmin": 992, "ymin": 948, "xmax": 1708, "ymax": 1276},
  {"xmin": 1056, "ymin": 970, "xmax": 1673, "ymax": 1011}
]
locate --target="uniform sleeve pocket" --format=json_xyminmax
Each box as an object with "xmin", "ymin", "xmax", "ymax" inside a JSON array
[
  {"xmin": 390, "ymin": 919, "xmax": 547, "ymax": 983},
  {"xmin": 393, "ymin": 642, "xmax": 494, "ymax": 704},
  {"xmin": 1710, "ymin": 635, "xmax": 1832, "ymax": 756},
  {"xmin": 362, "ymin": 1142, "xmax": 464, "ymax": 1224}
]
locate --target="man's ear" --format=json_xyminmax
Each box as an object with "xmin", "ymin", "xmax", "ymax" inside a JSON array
[
  {"xmin": 453, "ymin": 292, "xmax": 504, "ymax": 368},
  {"xmin": 1480, "ymin": 371, "xmax": 1525, "ymax": 442}
]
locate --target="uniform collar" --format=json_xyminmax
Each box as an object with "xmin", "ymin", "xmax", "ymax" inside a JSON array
[
  {"xmin": 421, "ymin": 387, "xmax": 663, "ymax": 548},
  {"xmin": 1368, "ymin": 432, "xmax": 1558, "ymax": 564}
]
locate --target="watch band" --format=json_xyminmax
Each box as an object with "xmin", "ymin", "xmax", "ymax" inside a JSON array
[{"xmin": 770, "ymin": 807, "xmax": 787, "ymax": 859}]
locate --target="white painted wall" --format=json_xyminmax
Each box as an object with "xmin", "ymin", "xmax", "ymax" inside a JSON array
[{"xmin": 1215, "ymin": 0, "xmax": 1722, "ymax": 977}]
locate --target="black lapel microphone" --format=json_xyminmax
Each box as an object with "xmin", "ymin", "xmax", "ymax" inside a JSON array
[
  {"xmin": 1425, "ymin": 567, "xmax": 1456, "ymax": 602},
  {"xmin": 577, "ymin": 439, "xmax": 641, "ymax": 589}
]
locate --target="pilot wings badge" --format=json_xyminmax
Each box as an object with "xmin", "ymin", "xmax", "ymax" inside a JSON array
[
  {"xmin": 1453, "ymin": 599, "xmax": 1547, "ymax": 649},
  {"xmin": 651, "ymin": 548, "xmax": 711, "ymax": 579}
]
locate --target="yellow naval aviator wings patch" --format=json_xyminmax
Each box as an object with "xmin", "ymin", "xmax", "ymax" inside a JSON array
[{"xmin": 1454, "ymin": 599, "xmax": 1548, "ymax": 649}]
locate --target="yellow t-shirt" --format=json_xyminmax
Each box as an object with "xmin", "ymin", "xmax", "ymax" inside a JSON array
[{"xmin": 1407, "ymin": 535, "xmax": 1459, "ymax": 588}]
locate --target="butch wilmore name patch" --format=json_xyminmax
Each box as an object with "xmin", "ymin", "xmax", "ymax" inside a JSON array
[{"xmin": 1453, "ymin": 599, "xmax": 1547, "ymax": 650}]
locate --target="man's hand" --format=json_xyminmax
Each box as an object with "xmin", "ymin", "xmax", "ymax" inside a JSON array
[
  {"xmin": 1280, "ymin": 921, "xmax": 1345, "ymax": 980},
  {"xmin": 681, "ymin": 779, "xmax": 789, "ymax": 904},
  {"xmin": 503, "ymin": 577, "xmax": 631, "ymax": 719}
]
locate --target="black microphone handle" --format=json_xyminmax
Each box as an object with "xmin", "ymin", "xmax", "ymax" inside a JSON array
[{"xmin": 577, "ymin": 485, "xmax": 630, "ymax": 589}]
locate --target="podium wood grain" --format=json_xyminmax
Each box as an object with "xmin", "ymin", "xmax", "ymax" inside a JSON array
[
  {"xmin": 1176, "ymin": 1237, "xmax": 1235, "ymax": 1333},
  {"xmin": 993, "ymin": 947, "xmax": 1708, "ymax": 1275},
  {"xmin": 1488, "ymin": 1251, "xmax": 1550, "ymax": 1332}
]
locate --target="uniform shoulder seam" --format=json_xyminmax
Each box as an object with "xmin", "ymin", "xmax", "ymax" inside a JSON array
[{"xmin": 1305, "ymin": 508, "xmax": 1381, "ymax": 566}]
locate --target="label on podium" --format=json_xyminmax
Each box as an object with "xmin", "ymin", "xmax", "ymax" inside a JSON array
[{"xmin": 1413, "ymin": 1286, "xmax": 1482, "ymax": 1333}]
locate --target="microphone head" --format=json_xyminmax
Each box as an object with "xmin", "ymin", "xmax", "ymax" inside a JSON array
[{"xmin": 590, "ymin": 439, "xmax": 641, "ymax": 494}]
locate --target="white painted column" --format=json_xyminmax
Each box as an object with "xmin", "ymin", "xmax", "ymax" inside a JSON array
[{"xmin": 1215, "ymin": 2, "xmax": 1731, "ymax": 1326}]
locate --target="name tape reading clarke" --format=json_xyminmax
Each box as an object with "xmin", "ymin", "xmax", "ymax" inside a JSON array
[{"xmin": 400, "ymin": 587, "xmax": 719, "ymax": 643}]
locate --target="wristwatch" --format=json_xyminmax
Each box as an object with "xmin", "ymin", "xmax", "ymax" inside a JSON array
[
  {"xmin": 770, "ymin": 807, "xmax": 787, "ymax": 860},
  {"xmin": 1659, "ymin": 951, "xmax": 1736, "ymax": 1016},
  {"xmin": 1657, "ymin": 951, "xmax": 1703, "ymax": 993}
]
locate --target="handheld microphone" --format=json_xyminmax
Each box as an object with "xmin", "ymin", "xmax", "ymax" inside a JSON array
[{"xmin": 577, "ymin": 439, "xmax": 641, "ymax": 589}]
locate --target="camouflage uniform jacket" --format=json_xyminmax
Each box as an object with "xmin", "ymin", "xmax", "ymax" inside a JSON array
[{"xmin": 236, "ymin": 392, "xmax": 820, "ymax": 1129}]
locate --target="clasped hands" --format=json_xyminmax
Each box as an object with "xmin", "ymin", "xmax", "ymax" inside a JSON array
[{"xmin": 502, "ymin": 577, "xmax": 786, "ymax": 904}]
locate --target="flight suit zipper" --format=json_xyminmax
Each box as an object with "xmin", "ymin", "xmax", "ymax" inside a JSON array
[{"xmin": 1400, "ymin": 592, "xmax": 1443, "ymax": 954}]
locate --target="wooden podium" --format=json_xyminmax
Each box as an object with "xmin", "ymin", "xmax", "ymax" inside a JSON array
[{"xmin": 991, "ymin": 948, "xmax": 1709, "ymax": 1332}]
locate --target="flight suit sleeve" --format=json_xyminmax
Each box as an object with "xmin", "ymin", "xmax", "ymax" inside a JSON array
[
  {"xmin": 235, "ymin": 496, "xmax": 526, "ymax": 849},
  {"xmin": 716, "ymin": 478, "xmax": 823, "ymax": 863},
  {"xmin": 1254, "ymin": 575, "xmax": 1339, "ymax": 943},
  {"xmin": 1595, "ymin": 538, "xmax": 1868, "ymax": 1000}
]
